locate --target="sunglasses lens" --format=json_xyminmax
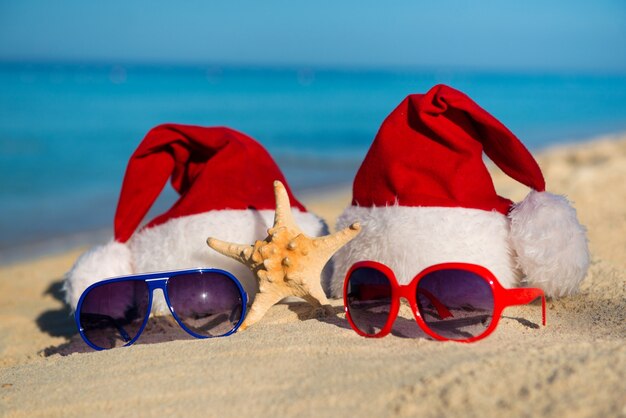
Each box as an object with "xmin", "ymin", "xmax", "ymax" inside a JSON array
[
  {"xmin": 416, "ymin": 269, "xmax": 494, "ymax": 341},
  {"xmin": 346, "ymin": 267, "xmax": 393, "ymax": 336},
  {"xmin": 167, "ymin": 272, "xmax": 244, "ymax": 337},
  {"xmin": 79, "ymin": 280, "xmax": 150, "ymax": 349}
]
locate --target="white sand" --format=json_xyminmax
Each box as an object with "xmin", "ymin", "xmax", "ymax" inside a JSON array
[{"xmin": 0, "ymin": 134, "xmax": 624, "ymax": 418}]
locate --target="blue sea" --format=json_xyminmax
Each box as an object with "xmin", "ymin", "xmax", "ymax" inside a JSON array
[{"xmin": 1, "ymin": 63, "xmax": 626, "ymax": 262}]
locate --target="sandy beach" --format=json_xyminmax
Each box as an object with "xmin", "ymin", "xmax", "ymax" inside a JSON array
[{"xmin": 0, "ymin": 133, "xmax": 624, "ymax": 418}]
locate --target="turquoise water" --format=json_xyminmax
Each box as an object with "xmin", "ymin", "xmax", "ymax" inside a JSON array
[{"xmin": 1, "ymin": 63, "xmax": 626, "ymax": 260}]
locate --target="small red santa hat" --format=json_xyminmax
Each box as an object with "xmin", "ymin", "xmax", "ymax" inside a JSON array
[
  {"xmin": 65, "ymin": 124, "xmax": 327, "ymax": 311},
  {"xmin": 328, "ymin": 85, "xmax": 589, "ymax": 298}
]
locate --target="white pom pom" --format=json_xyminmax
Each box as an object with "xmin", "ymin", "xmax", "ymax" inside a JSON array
[
  {"xmin": 509, "ymin": 190, "xmax": 590, "ymax": 297},
  {"xmin": 63, "ymin": 240, "xmax": 133, "ymax": 309}
]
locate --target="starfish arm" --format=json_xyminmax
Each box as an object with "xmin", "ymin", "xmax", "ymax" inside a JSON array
[
  {"xmin": 312, "ymin": 222, "xmax": 361, "ymax": 260},
  {"xmin": 302, "ymin": 282, "xmax": 336, "ymax": 318},
  {"xmin": 206, "ymin": 237, "xmax": 253, "ymax": 265},
  {"xmin": 239, "ymin": 290, "xmax": 286, "ymax": 330},
  {"xmin": 302, "ymin": 282, "xmax": 331, "ymax": 307},
  {"xmin": 271, "ymin": 180, "xmax": 297, "ymax": 230}
]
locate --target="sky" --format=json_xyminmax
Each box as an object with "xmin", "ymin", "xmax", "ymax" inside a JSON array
[{"xmin": 0, "ymin": 0, "xmax": 625, "ymax": 73}]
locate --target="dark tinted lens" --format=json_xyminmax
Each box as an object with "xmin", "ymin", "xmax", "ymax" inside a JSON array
[
  {"xmin": 167, "ymin": 272, "xmax": 243, "ymax": 337},
  {"xmin": 79, "ymin": 280, "xmax": 150, "ymax": 349},
  {"xmin": 416, "ymin": 269, "xmax": 494, "ymax": 340},
  {"xmin": 346, "ymin": 267, "xmax": 393, "ymax": 336}
]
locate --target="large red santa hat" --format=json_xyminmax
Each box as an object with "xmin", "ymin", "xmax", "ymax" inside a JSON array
[
  {"xmin": 328, "ymin": 85, "xmax": 589, "ymax": 298},
  {"xmin": 65, "ymin": 124, "xmax": 327, "ymax": 311}
]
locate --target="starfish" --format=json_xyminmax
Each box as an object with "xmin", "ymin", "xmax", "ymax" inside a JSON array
[{"xmin": 207, "ymin": 180, "xmax": 361, "ymax": 330}]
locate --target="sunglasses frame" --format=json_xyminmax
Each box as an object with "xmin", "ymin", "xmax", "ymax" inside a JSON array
[
  {"xmin": 343, "ymin": 261, "xmax": 546, "ymax": 343},
  {"xmin": 75, "ymin": 268, "xmax": 248, "ymax": 350}
]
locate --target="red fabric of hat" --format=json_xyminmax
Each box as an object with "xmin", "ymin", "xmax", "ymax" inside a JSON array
[
  {"xmin": 114, "ymin": 124, "xmax": 306, "ymax": 243},
  {"xmin": 352, "ymin": 84, "xmax": 546, "ymax": 214}
]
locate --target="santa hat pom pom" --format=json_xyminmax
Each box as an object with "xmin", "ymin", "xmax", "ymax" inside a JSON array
[
  {"xmin": 63, "ymin": 240, "xmax": 133, "ymax": 309},
  {"xmin": 508, "ymin": 190, "xmax": 590, "ymax": 298}
]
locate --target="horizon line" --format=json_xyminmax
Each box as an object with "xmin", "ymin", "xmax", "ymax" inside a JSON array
[{"xmin": 1, "ymin": 59, "xmax": 625, "ymax": 77}]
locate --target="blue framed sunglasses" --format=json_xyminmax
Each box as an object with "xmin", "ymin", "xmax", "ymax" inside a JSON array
[{"xmin": 75, "ymin": 268, "xmax": 248, "ymax": 350}]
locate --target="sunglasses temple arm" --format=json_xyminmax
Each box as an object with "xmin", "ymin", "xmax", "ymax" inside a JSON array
[{"xmin": 504, "ymin": 288, "xmax": 546, "ymax": 326}]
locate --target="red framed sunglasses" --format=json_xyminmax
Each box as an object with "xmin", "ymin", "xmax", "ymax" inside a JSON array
[{"xmin": 343, "ymin": 261, "xmax": 546, "ymax": 343}]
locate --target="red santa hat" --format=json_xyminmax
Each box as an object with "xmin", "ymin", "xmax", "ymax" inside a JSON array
[
  {"xmin": 328, "ymin": 85, "xmax": 589, "ymax": 298},
  {"xmin": 65, "ymin": 124, "xmax": 327, "ymax": 311}
]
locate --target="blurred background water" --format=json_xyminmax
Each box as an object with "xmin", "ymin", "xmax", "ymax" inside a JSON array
[
  {"xmin": 1, "ymin": 63, "xmax": 626, "ymax": 262},
  {"xmin": 1, "ymin": 1, "xmax": 625, "ymax": 262}
]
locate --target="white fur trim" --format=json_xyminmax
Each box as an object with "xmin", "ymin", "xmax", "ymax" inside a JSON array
[
  {"xmin": 509, "ymin": 190, "xmax": 590, "ymax": 298},
  {"xmin": 65, "ymin": 209, "xmax": 328, "ymax": 314},
  {"xmin": 63, "ymin": 240, "xmax": 133, "ymax": 308},
  {"xmin": 327, "ymin": 204, "xmax": 517, "ymax": 298}
]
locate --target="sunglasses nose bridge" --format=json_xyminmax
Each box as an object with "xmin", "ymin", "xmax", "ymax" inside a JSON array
[
  {"xmin": 145, "ymin": 277, "xmax": 168, "ymax": 292},
  {"xmin": 144, "ymin": 278, "xmax": 169, "ymax": 315},
  {"xmin": 397, "ymin": 284, "xmax": 414, "ymax": 301}
]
